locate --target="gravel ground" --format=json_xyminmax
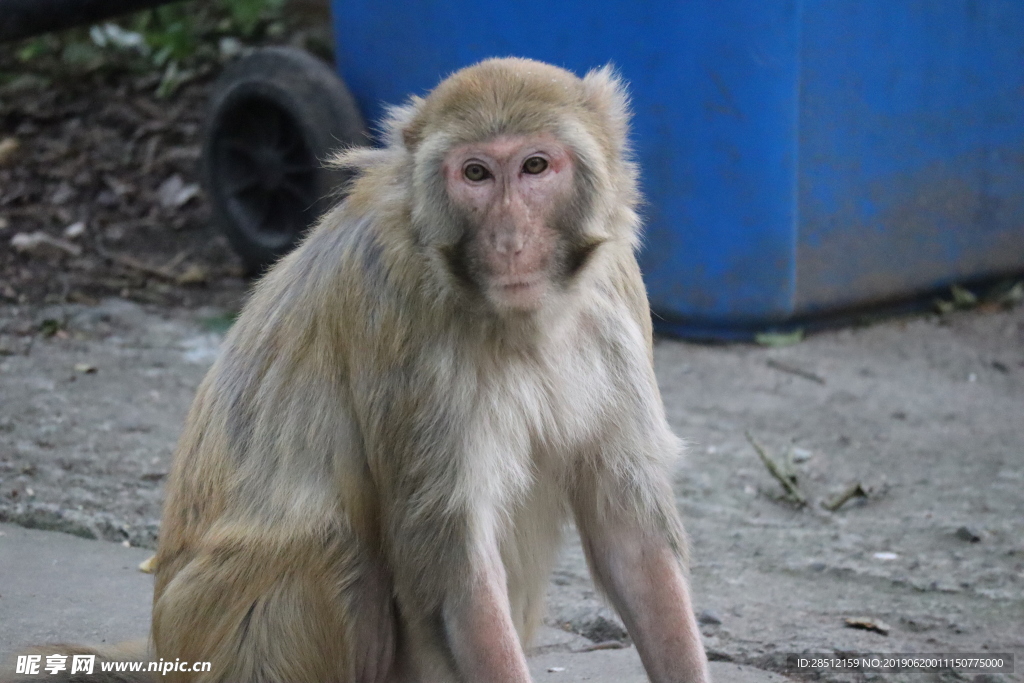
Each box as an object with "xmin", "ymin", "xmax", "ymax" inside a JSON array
[{"xmin": 0, "ymin": 297, "xmax": 1021, "ymax": 681}]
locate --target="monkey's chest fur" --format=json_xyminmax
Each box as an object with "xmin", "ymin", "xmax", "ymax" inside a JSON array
[{"xmin": 344, "ymin": 319, "xmax": 621, "ymax": 636}]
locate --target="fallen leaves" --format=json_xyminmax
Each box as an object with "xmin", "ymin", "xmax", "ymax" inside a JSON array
[
  {"xmin": 935, "ymin": 281, "xmax": 1023, "ymax": 314},
  {"xmin": 0, "ymin": 53, "xmax": 243, "ymax": 307}
]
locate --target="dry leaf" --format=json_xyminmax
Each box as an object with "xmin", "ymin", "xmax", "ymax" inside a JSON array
[
  {"xmin": 844, "ymin": 616, "xmax": 890, "ymax": 635},
  {"xmin": 64, "ymin": 221, "xmax": 87, "ymax": 239},
  {"xmin": 0, "ymin": 137, "xmax": 20, "ymax": 166},
  {"xmin": 10, "ymin": 231, "xmax": 83, "ymax": 258},
  {"xmin": 139, "ymin": 555, "xmax": 158, "ymax": 574},
  {"xmin": 176, "ymin": 264, "xmax": 208, "ymax": 285},
  {"xmin": 158, "ymin": 174, "xmax": 201, "ymax": 208}
]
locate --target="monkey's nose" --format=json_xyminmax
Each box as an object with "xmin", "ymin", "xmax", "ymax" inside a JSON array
[{"xmin": 494, "ymin": 232, "xmax": 526, "ymax": 256}]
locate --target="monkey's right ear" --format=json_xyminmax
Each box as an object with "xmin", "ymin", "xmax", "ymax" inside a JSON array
[{"xmin": 581, "ymin": 65, "xmax": 632, "ymax": 156}]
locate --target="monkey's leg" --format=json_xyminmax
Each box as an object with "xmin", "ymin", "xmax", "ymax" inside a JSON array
[{"xmin": 152, "ymin": 531, "xmax": 396, "ymax": 683}]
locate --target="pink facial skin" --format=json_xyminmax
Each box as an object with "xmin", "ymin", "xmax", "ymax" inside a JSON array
[{"xmin": 443, "ymin": 134, "xmax": 575, "ymax": 311}]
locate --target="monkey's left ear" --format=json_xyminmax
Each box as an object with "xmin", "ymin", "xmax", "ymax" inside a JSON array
[
  {"xmin": 328, "ymin": 99, "xmax": 424, "ymax": 171},
  {"xmin": 581, "ymin": 65, "xmax": 632, "ymax": 154}
]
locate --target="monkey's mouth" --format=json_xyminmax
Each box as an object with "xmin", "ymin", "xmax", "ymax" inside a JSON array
[
  {"xmin": 502, "ymin": 281, "xmax": 538, "ymax": 291},
  {"xmin": 491, "ymin": 277, "xmax": 546, "ymax": 309},
  {"xmin": 496, "ymin": 276, "xmax": 543, "ymax": 292}
]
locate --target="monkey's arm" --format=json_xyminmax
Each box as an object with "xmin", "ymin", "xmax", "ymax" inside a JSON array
[
  {"xmin": 442, "ymin": 545, "xmax": 533, "ymax": 683},
  {"xmin": 577, "ymin": 513, "xmax": 709, "ymax": 683},
  {"xmin": 569, "ymin": 331, "xmax": 710, "ymax": 683}
]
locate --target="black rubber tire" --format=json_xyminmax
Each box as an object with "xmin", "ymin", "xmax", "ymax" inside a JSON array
[{"xmin": 202, "ymin": 46, "xmax": 368, "ymax": 274}]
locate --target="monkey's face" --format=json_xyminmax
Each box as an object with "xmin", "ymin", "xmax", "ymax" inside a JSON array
[{"xmin": 441, "ymin": 134, "xmax": 578, "ymax": 313}]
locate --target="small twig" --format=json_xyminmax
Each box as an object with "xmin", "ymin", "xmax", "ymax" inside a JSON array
[
  {"xmin": 745, "ymin": 431, "xmax": 806, "ymax": 505},
  {"xmin": 163, "ymin": 248, "xmax": 192, "ymax": 272},
  {"xmin": 95, "ymin": 243, "xmax": 178, "ymax": 282},
  {"xmin": 575, "ymin": 641, "xmax": 629, "ymax": 652},
  {"xmin": 822, "ymin": 482, "xmax": 868, "ymax": 512},
  {"xmin": 766, "ymin": 358, "xmax": 826, "ymax": 384},
  {"xmin": 141, "ymin": 134, "xmax": 161, "ymax": 174}
]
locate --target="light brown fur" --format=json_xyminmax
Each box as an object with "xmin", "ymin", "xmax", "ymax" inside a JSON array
[{"xmin": 6, "ymin": 57, "xmax": 709, "ymax": 683}]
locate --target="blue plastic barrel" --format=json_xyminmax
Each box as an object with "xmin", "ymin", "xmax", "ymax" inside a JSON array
[{"xmin": 331, "ymin": 1, "xmax": 1024, "ymax": 337}]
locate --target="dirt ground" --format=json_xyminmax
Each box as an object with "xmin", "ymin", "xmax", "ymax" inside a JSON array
[
  {"xmin": 0, "ymin": 2, "xmax": 335, "ymax": 310},
  {"xmin": 0, "ymin": 44, "xmax": 250, "ymax": 310},
  {"xmin": 0, "ymin": 295, "xmax": 1021, "ymax": 681}
]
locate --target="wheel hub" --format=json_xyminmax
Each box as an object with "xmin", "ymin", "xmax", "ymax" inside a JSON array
[
  {"xmin": 253, "ymin": 147, "xmax": 285, "ymax": 191},
  {"xmin": 212, "ymin": 98, "xmax": 320, "ymax": 247}
]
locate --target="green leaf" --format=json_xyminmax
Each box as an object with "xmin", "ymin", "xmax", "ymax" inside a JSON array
[
  {"xmin": 136, "ymin": 6, "xmax": 199, "ymax": 64},
  {"xmin": 39, "ymin": 319, "xmax": 62, "ymax": 337},
  {"xmin": 156, "ymin": 61, "xmax": 193, "ymax": 98},
  {"xmin": 17, "ymin": 36, "xmax": 58, "ymax": 62},
  {"xmin": 219, "ymin": 0, "xmax": 285, "ymax": 35},
  {"xmin": 950, "ymin": 284, "xmax": 977, "ymax": 308},
  {"xmin": 987, "ymin": 280, "xmax": 1023, "ymax": 308},
  {"xmin": 754, "ymin": 329, "xmax": 805, "ymax": 348}
]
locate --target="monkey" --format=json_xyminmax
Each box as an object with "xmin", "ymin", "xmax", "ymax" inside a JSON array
[{"xmin": 6, "ymin": 57, "xmax": 710, "ymax": 683}]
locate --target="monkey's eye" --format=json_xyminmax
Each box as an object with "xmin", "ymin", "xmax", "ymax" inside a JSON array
[
  {"xmin": 522, "ymin": 156, "xmax": 548, "ymax": 174},
  {"xmin": 463, "ymin": 163, "xmax": 490, "ymax": 182}
]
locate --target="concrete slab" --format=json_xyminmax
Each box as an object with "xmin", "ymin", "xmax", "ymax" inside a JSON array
[
  {"xmin": 529, "ymin": 649, "xmax": 791, "ymax": 682},
  {"xmin": 0, "ymin": 524, "xmax": 789, "ymax": 682},
  {"xmin": 0, "ymin": 523, "xmax": 153, "ymax": 663}
]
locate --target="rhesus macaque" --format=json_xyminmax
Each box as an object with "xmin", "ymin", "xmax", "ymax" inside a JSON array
[{"xmin": 10, "ymin": 57, "xmax": 710, "ymax": 683}]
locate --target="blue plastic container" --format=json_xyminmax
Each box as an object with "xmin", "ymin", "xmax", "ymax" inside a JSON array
[{"xmin": 331, "ymin": 1, "xmax": 1024, "ymax": 337}]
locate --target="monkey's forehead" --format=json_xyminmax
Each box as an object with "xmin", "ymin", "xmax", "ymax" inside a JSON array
[
  {"xmin": 437, "ymin": 57, "xmax": 583, "ymax": 97},
  {"xmin": 405, "ymin": 58, "xmax": 598, "ymax": 149}
]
